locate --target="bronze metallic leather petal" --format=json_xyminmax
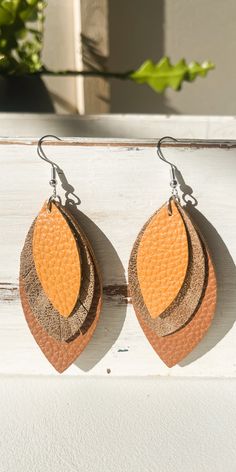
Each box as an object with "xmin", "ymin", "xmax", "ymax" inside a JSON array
[
  {"xmin": 20, "ymin": 213, "xmax": 95, "ymax": 342},
  {"xmin": 33, "ymin": 202, "xmax": 81, "ymax": 317},
  {"xmin": 129, "ymin": 202, "xmax": 206, "ymax": 336},
  {"xmin": 136, "ymin": 199, "xmax": 189, "ymax": 319},
  {"xmin": 132, "ymin": 242, "xmax": 217, "ymax": 367},
  {"xmin": 19, "ymin": 255, "xmax": 102, "ymax": 373}
]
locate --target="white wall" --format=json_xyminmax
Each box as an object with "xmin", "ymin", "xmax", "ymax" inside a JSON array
[
  {"xmin": 42, "ymin": 0, "xmax": 79, "ymax": 114},
  {"xmin": 32, "ymin": 0, "xmax": 236, "ymax": 115},
  {"xmin": 108, "ymin": 0, "xmax": 236, "ymax": 115}
]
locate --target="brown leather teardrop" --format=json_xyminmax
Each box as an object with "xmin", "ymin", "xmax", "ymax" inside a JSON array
[
  {"xmin": 136, "ymin": 200, "xmax": 189, "ymax": 319},
  {"xmin": 20, "ymin": 262, "xmax": 102, "ymax": 373},
  {"xmin": 33, "ymin": 202, "xmax": 82, "ymax": 317},
  {"xmin": 134, "ymin": 243, "xmax": 217, "ymax": 366},
  {"xmin": 20, "ymin": 212, "xmax": 95, "ymax": 342},
  {"xmin": 129, "ymin": 202, "xmax": 206, "ymax": 336}
]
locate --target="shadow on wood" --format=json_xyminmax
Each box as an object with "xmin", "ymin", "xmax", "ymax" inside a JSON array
[
  {"xmin": 171, "ymin": 168, "xmax": 236, "ymax": 366},
  {"xmin": 180, "ymin": 202, "xmax": 236, "ymax": 366},
  {"xmin": 53, "ymin": 164, "xmax": 127, "ymax": 371}
]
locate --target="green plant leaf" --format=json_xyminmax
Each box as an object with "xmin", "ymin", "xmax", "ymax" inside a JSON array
[
  {"xmin": 0, "ymin": 0, "xmax": 46, "ymax": 74},
  {"xmin": 0, "ymin": 53, "xmax": 15, "ymax": 71},
  {"xmin": 0, "ymin": 53, "xmax": 8, "ymax": 69},
  {"xmin": 26, "ymin": 0, "xmax": 39, "ymax": 5},
  {"xmin": 14, "ymin": 26, "xmax": 27, "ymax": 39},
  {"xmin": 130, "ymin": 57, "xmax": 215, "ymax": 92},
  {"xmin": 19, "ymin": 6, "xmax": 38, "ymax": 21},
  {"xmin": 0, "ymin": 5, "xmax": 14, "ymax": 24},
  {"xmin": 1, "ymin": 0, "xmax": 20, "ymax": 13}
]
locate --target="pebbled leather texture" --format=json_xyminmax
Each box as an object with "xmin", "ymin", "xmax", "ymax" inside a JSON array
[
  {"xmin": 20, "ymin": 216, "xmax": 95, "ymax": 342},
  {"xmin": 136, "ymin": 200, "xmax": 189, "ymax": 318},
  {"xmin": 128, "ymin": 199, "xmax": 217, "ymax": 366},
  {"xmin": 134, "ymin": 245, "xmax": 217, "ymax": 367},
  {"xmin": 20, "ymin": 265, "xmax": 102, "ymax": 373},
  {"xmin": 129, "ymin": 202, "xmax": 206, "ymax": 336},
  {"xmin": 33, "ymin": 202, "xmax": 81, "ymax": 317},
  {"xmin": 19, "ymin": 202, "xmax": 102, "ymax": 372}
]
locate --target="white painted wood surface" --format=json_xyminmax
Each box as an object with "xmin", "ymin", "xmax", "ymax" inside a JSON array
[
  {"xmin": 0, "ymin": 133, "xmax": 235, "ymax": 377},
  {"xmin": 1, "ymin": 377, "xmax": 236, "ymax": 472}
]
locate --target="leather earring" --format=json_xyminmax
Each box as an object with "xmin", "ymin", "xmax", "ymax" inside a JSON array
[
  {"xmin": 128, "ymin": 136, "xmax": 217, "ymax": 367},
  {"xmin": 19, "ymin": 135, "xmax": 102, "ymax": 373}
]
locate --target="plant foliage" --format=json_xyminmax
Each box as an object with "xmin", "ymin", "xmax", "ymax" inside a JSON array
[
  {"xmin": 0, "ymin": 0, "xmax": 46, "ymax": 74},
  {"xmin": 0, "ymin": 2, "xmax": 215, "ymax": 94},
  {"xmin": 131, "ymin": 57, "xmax": 215, "ymax": 92}
]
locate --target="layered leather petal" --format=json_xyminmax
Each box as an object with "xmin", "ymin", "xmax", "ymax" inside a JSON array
[
  {"xmin": 129, "ymin": 199, "xmax": 217, "ymax": 366},
  {"xmin": 134, "ymin": 243, "xmax": 217, "ymax": 367},
  {"xmin": 136, "ymin": 199, "xmax": 189, "ymax": 318},
  {"xmin": 129, "ymin": 201, "xmax": 206, "ymax": 336},
  {"xmin": 20, "ymin": 264, "xmax": 102, "ymax": 373},
  {"xmin": 19, "ymin": 202, "xmax": 102, "ymax": 371},
  {"xmin": 20, "ymin": 209, "xmax": 95, "ymax": 342}
]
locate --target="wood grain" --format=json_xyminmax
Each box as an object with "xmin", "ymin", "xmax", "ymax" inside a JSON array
[{"xmin": 0, "ymin": 138, "xmax": 235, "ymax": 376}]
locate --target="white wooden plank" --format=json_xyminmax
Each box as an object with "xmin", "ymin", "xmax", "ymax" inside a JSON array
[
  {"xmin": 0, "ymin": 139, "xmax": 235, "ymax": 376},
  {"xmin": 1, "ymin": 377, "xmax": 236, "ymax": 472}
]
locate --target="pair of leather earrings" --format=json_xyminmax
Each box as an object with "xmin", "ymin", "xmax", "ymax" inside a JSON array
[{"xmin": 19, "ymin": 135, "xmax": 217, "ymax": 372}]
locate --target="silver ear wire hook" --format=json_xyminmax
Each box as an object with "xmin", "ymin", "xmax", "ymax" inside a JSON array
[
  {"xmin": 37, "ymin": 134, "xmax": 62, "ymax": 205},
  {"xmin": 157, "ymin": 136, "xmax": 180, "ymax": 202}
]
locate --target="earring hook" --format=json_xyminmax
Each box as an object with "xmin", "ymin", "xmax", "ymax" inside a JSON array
[
  {"xmin": 37, "ymin": 134, "xmax": 62, "ymax": 204},
  {"xmin": 157, "ymin": 136, "xmax": 179, "ymax": 201}
]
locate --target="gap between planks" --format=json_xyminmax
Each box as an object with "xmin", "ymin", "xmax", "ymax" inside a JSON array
[
  {"xmin": 0, "ymin": 283, "xmax": 129, "ymax": 304},
  {"xmin": 1, "ymin": 138, "xmax": 236, "ymax": 149}
]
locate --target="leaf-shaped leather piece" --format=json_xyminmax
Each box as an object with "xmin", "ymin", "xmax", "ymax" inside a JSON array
[
  {"xmin": 33, "ymin": 202, "xmax": 81, "ymax": 317},
  {"xmin": 20, "ymin": 260, "xmax": 102, "ymax": 373},
  {"xmin": 136, "ymin": 199, "xmax": 189, "ymax": 319},
  {"xmin": 19, "ymin": 202, "xmax": 102, "ymax": 372},
  {"xmin": 134, "ymin": 243, "xmax": 217, "ymax": 367},
  {"xmin": 20, "ymin": 214, "xmax": 95, "ymax": 342},
  {"xmin": 129, "ymin": 202, "xmax": 206, "ymax": 336}
]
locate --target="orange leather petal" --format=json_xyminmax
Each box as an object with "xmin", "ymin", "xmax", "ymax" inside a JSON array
[
  {"xmin": 136, "ymin": 200, "xmax": 189, "ymax": 318},
  {"xmin": 33, "ymin": 202, "xmax": 81, "ymax": 317},
  {"xmin": 20, "ymin": 218, "xmax": 95, "ymax": 342},
  {"xmin": 129, "ymin": 203, "xmax": 206, "ymax": 337},
  {"xmin": 135, "ymin": 245, "xmax": 217, "ymax": 367}
]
